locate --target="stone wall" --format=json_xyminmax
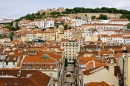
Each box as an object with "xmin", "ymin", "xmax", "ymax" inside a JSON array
[{"xmin": 68, "ymin": 13, "xmax": 122, "ymax": 18}]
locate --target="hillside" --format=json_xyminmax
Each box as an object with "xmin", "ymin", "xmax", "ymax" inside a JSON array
[{"xmin": 15, "ymin": 7, "xmax": 130, "ymax": 21}]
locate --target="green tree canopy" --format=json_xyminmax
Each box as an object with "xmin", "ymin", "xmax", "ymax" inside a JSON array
[
  {"xmin": 127, "ymin": 23, "xmax": 130, "ymax": 29},
  {"xmin": 98, "ymin": 14, "xmax": 108, "ymax": 20},
  {"xmin": 9, "ymin": 31, "xmax": 14, "ymax": 41},
  {"xmin": 64, "ymin": 24, "xmax": 69, "ymax": 30},
  {"xmin": 6, "ymin": 24, "xmax": 16, "ymax": 31},
  {"xmin": 91, "ymin": 15, "xmax": 96, "ymax": 19},
  {"xmin": 50, "ymin": 11, "xmax": 61, "ymax": 17},
  {"xmin": 15, "ymin": 22, "xmax": 20, "ymax": 30},
  {"xmin": 25, "ymin": 14, "xmax": 34, "ymax": 20},
  {"xmin": 14, "ymin": 7, "xmax": 130, "ymax": 22}
]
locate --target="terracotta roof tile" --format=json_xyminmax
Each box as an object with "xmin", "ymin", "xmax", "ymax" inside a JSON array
[
  {"xmin": 0, "ymin": 70, "xmax": 51, "ymax": 86},
  {"xmin": 84, "ymin": 81, "xmax": 110, "ymax": 86},
  {"xmin": 23, "ymin": 55, "xmax": 56, "ymax": 63},
  {"xmin": 100, "ymin": 50, "xmax": 114, "ymax": 56}
]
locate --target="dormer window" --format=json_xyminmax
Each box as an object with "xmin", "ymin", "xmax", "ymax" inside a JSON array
[
  {"xmin": 42, "ymin": 54, "xmax": 49, "ymax": 59},
  {"xmin": 17, "ymin": 71, "xmax": 21, "ymax": 76}
]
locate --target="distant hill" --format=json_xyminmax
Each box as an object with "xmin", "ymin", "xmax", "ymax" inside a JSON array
[{"xmin": 15, "ymin": 7, "xmax": 130, "ymax": 21}]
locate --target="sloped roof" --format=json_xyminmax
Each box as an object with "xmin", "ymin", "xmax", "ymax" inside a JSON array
[
  {"xmin": 84, "ymin": 81, "xmax": 110, "ymax": 86},
  {"xmin": 23, "ymin": 55, "xmax": 56, "ymax": 63},
  {"xmin": 0, "ymin": 70, "xmax": 51, "ymax": 86}
]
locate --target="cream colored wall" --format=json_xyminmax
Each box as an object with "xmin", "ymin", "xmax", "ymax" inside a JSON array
[
  {"xmin": 21, "ymin": 36, "xmax": 27, "ymax": 42},
  {"xmin": 71, "ymin": 13, "xmax": 122, "ymax": 18},
  {"xmin": 109, "ymin": 66, "xmax": 114, "ymax": 75},
  {"xmin": 84, "ymin": 35, "xmax": 98, "ymax": 42},
  {"xmin": 0, "ymin": 38, "xmax": 10, "ymax": 42},
  {"xmin": 41, "ymin": 69, "xmax": 58, "ymax": 79},
  {"xmin": 127, "ymin": 57, "xmax": 130, "ymax": 86},
  {"xmin": 42, "ymin": 33, "xmax": 54, "ymax": 41},
  {"xmin": 125, "ymin": 57, "xmax": 130, "ymax": 86},
  {"xmin": 83, "ymin": 68, "xmax": 119, "ymax": 86}
]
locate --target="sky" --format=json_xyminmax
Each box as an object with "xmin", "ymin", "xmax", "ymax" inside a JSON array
[{"xmin": 0, "ymin": 0, "xmax": 130, "ymax": 19}]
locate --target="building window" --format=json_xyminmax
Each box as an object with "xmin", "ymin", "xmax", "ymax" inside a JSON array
[
  {"xmin": 13, "ymin": 62, "xmax": 15, "ymax": 65},
  {"xmin": 50, "ymin": 64, "xmax": 53, "ymax": 69},
  {"xmin": 28, "ymin": 63, "xmax": 33, "ymax": 69},
  {"xmin": 36, "ymin": 64, "xmax": 39, "ymax": 69},
  {"xmin": 22, "ymin": 64, "xmax": 26, "ymax": 68},
  {"xmin": 43, "ymin": 64, "xmax": 46, "ymax": 69},
  {"xmin": 49, "ymin": 73, "xmax": 53, "ymax": 77},
  {"xmin": 6, "ymin": 62, "xmax": 8, "ymax": 65}
]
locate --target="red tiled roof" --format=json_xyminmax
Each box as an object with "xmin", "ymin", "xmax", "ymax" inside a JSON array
[
  {"xmin": 78, "ymin": 56, "xmax": 101, "ymax": 64},
  {"xmin": 84, "ymin": 81, "xmax": 110, "ymax": 86},
  {"xmin": 0, "ymin": 70, "xmax": 51, "ymax": 86},
  {"xmin": 23, "ymin": 55, "xmax": 56, "ymax": 63},
  {"xmin": 85, "ymin": 61, "xmax": 107, "ymax": 70},
  {"xmin": 99, "ymin": 51, "xmax": 114, "ymax": 56}
]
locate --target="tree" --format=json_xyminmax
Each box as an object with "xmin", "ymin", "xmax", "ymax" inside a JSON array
[
  {"xmin": 98, "ymin": 14, "xmax": 108, "ymax": 20},
  {"xmin": 85, "ymin": 14, "xmax": 87, "ymax": 18},
  {"xmin": 91, "ymin": 15, "xmax": 96, "ymax": 19},
  {"xmin": 41, "ymin": 12, "xmax": 46, "ymax": 18},
  {"xmin": 127, "ymin": 23, "xmax": 130, "ymax": 29},
  {"xmin": 6, "ymin": 24, "xmax": 16, "ymax": 31},
  {"xmin": 15, "ymin": 22, "xmax": 20, "ymax": 30},
  {"xmin": 64, "ymin": 24, "xmax": 69, "ymax": 30},
  {"xmin": 9, "ymin": 31, "xmax": 14, "ymax": 41},
  {"xmin": 25, "ymin": 14, "xmax": 34, "ymax": 20},
  {"xmin": 120, "ymin": 14, "xmax": 126, "ymax": 19},
  {"xmin": 0, "ymin": 34, "xmax": 4, "ymax": 39},
  {"xmin": 50, "ymin": 11, "xmax": 60, "ymax": 16}
]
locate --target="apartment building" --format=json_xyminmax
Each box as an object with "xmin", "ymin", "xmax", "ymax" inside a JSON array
[
  {"xmin": 110, "ymin": 19, "xmax": 129, "ymax": 25},
  {"xmin": 61, "ymin": 39, "xmax": 80, "ymax": 61},
  {"xmin": 82, "ymin": 66, "xmax": 119, "ymax": 86},
  {"xmin": 124, "ymin": 55, "xmax": 130, "ymax": 86},
  {"xmin": 0, "ymin": 46, "xmax": 23, "ymax": 68},
  {"xmin": 71, "ymin": 17, "xmax": 84, "ymax": 27},
  {"xmin": 100, "ymin": 34, "xmax": 123, "ymax": 43},
  {"xmin": 90, "ymin": 18, "xmax": 129, "ymax": 25},
  {"xmin": 18, "ymin": 19, "xmax": 31, "ymax": 27},
  {"xmin": 0, "ymin": 18, "xmax": 13, "ymax": 23},
  {"xmin": 29, "ymin": 19, "xmax": 54, "ymax": 29},
  {"xmin": 26, "ymin": 32, "xmax": 38, "ymax": 41},
  {"xmin": 81, "ymin": 28, "xmax": 98, "ymax": 41},
  {"xmin": 19, "ymin": 50, "xmax": 62, "ymax": 86},
  {"xmin": 63, "ymin": 29, "xmax": 75, "ymax": 40},
  {"xmin": 118, "ymin": 53, "xmax": 130, "ymax": 86},
  {"xmin": 95, "ymin": 24, "xmax": 125, "ymax": 30}
]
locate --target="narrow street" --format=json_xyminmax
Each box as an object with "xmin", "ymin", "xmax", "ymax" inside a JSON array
[{"xmin": 59, "ymin": 58, "xmax": 79, "ymax": 86}]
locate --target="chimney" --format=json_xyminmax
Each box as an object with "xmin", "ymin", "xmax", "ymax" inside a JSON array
[
  {"xmin": 110, "ymin": 58, "xmax": 114, "ymax": 64},
  {"xmin": 1, "ymin": 53, "xmax": 6, "ymax": 60},
  {"xmin": 17, "ymin": 71, "xmax": 21, "ymax": 76}
]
